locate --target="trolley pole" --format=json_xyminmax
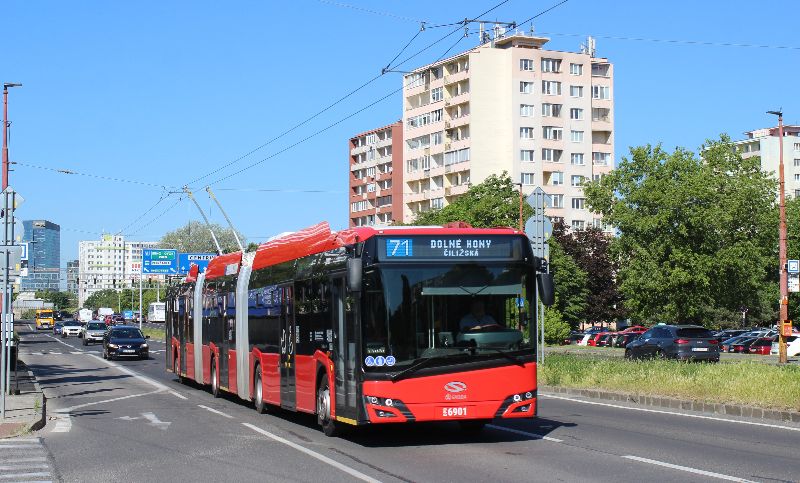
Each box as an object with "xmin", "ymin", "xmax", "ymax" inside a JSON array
[{"xmin": 768, "ymin": 110, "xmax": 789, "ymax": 364}]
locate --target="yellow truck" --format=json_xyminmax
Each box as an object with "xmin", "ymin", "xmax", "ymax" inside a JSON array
[{"xmin": 35, "ymin": 309, "xmax": 55, "ymax": 330}]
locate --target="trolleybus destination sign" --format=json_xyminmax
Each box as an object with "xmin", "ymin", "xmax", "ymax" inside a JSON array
[{"xmin": 379, "ymin": 236, "xmax": 522, "ymax": 261}]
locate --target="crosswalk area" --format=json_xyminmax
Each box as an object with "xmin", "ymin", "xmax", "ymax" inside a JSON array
[{"xmin": 0, "ymin": 437, "xmax": 55, "ymax": 482}]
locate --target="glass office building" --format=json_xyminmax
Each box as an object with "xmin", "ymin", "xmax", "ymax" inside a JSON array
[{"xmin": 21, "ymin": 219, "xmax": 61, "ymax": 292}]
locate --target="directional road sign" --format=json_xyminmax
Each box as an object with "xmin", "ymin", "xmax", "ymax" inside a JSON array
[
  {"xmin": 142, "ymin": 249, "xmax": 178, "ymax": 274},
  {"xmin": 526, "ymin": 187, "xmax": 553, "ymax": 259},
  {"xmin": 178, "ymin": 253, "xmax": 215, "ymax": 274},
  {"xmin": 788, "ymin": 260, "xmax": 799, "ymax": 274}
]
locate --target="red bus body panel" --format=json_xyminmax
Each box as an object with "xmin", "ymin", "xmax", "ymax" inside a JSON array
[
  {"xmin": 185, "ymin": 342, "xmax": 195, "ymax": 380},
  {"xmin": 362, "ymin": 362, "xmax": 537, "ymax": 423},
  {"xmin": 202, "ymin": 345, "xmax": 212, "ymax": 384},
  {"xmin": 294, "ymin": 354, "xmax": 316, "ymax": 413},
  {"xmin": 228, "ymin": 349, "xmax": 237, "ymax": 394},
  {"xmin": 257, "ymin": 352, "xmax": 280, "ymax": 405}
]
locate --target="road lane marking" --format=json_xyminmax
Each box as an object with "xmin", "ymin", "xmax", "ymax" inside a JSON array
[
  {"xmin": 0, "ymin": 464, "xmax": 49, "ymax": 470},
  {"xmin": 0, "ymin": 439, "xmax": 40, "ymax": 443},
  {"xmin": 198, "ymin": 405, "xmax": 234, "ymax": 419},
  {"xmin": 0, "ymin": 458, "xmax": 47, "ymax": 463},
  {"xmin": 169, "ymin": 391, "xmax": 188, "ymax": 400},
  {"xmin": 84, "ymin": 353, "xmax": 168, "ymax": 391},
  {"xmin": 52, "ymin": 412, "xmax": 72, "ymax": 433},
  {"xmin": 542, "ymin": 394, "xmax": 800, "ymax": 432},
  {"xmin": 622, "ymin": 455, "xmax": 757, "ymax": 482},
  {"xmin": 242, "ymin": 423, "xmax": 381, "ymax": 483},
  {"xmin": 486, "ymin": 424, "xmax": 563, "ymax": 442},
  {"xmin": 0, "ymin": 445, "xmax": 40, "ymax": 449},
  {"xmin": 0, "ymin": 472, "xmax": 52, "ymax": 479}
]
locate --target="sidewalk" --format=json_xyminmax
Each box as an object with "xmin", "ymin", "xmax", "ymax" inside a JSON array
[{"xmin": 0, "ymin": 360, "xmax": 46, "ymax": 439}]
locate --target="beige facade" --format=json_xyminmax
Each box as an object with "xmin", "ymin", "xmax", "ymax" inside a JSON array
[
  {"xmin": 349, "ymin": 122, "xmax": 404, "ymax": 227},
  {"xmin": 734, "ymin": 125, "xmax": 800, "ymax": 199},
  {"xmin": 401, "ymin": 33, "xmax": 614, "ymax": 230}
]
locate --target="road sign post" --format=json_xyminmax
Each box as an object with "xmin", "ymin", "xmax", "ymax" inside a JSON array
[{"xmin": 525, "ymin": 187, "xmax": 552, "ymax": 364}]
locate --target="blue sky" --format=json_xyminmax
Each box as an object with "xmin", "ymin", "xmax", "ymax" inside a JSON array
[{"xmin": 5, "ymin": 0, "xmax": 799, "ymax": 267}]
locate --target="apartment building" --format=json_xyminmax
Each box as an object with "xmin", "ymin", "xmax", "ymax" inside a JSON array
[
  {"xmin": 401, "ymin": 31, "xmax": 614, "ymax": 230},
  {"xmin": 78, "ymin": 234, "xmax": 160, "ymax": 306},
  {"xmin": 733, "ymin": 125, "xmax": 800, "ymax": 198},
  {"xmin": 349, "ymin": 121, "xmax": 404, "ymax": 227}
]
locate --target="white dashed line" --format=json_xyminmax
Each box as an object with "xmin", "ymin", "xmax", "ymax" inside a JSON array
[
  {"xmin": 198, "ymin": 405, "xmax": 234, "ymax": 419},
  {"xmin": 487, "ymin": 424, "xmax": 563, "ymax": 442},
  {"xmin": 170, "ymin": 391, "xmax": 188, "ymax": 400},
  {"xmin": 622, "ymin": 455, "xmax": 756, "ymax": 482}
]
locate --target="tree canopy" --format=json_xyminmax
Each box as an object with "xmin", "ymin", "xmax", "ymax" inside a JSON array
[
  {"xmin": 35, "ymin": 290, "xmax": 77, "ymax": 311},
  {"xmin": 83, "ymin": 285, "xmax": 166, "ymax": 312},
  {"xmin": 160, "ymin": 221, "xmax": 245, "ymax": 254},
  {"xmin": 584, "ymin": 137, "xmax": 778, "ymax": 326}
]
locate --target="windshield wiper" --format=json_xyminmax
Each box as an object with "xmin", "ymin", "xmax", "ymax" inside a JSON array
[
  {"xmin": 477, "ymin": 347, "xmax": 526, "ymax": 367},
  {"xmin": 390, "ymin": 353, "xmax": 470, "ymax": 382}
]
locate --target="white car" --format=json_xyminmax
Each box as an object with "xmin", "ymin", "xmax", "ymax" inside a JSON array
[
  {"xmin": 770, "ymin": 336, "xmax": 800, "ymax": 357},
  {"xmin": 61, "ymin": 321, "xmax": 83, "ymax": 338}
]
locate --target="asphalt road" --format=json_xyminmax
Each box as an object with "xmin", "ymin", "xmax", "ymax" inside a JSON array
[{"xmin": 8, "ymin": 321, "xmax": 800, "ymax": 483}]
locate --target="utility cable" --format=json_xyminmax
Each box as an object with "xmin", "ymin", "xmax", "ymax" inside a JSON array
[
  {"xmin": 127, "ymin": 196, "xmax": 184, "ymax": 237},
  {"xmin": 536, "ymin": 31, "xmax": 800, "ymax": 51},
  {"xmin": 14, "ymin": 162, "xmax": 176, "ymax": 190}
]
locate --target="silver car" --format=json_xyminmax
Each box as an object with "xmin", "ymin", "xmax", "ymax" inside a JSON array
[{"xmin": 82, "ymin": 321, "xmax": 107, "ymax": 345}]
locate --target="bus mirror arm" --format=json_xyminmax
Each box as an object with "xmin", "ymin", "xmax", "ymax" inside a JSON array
[
  {"xmin": 536, "ymin": 273, "xmax": 555, "ymax": 307},
  {"xmin": 347, "ymin": 258, "xmax": 362, "ymax": 293}
]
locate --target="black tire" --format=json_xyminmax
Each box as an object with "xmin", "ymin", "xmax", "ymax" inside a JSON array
[
  {"xmin": 254, "ymin": 365, "xmax": 267, "ymax": 414},
  {"xmin": 173, "ymin": 355, "xmax": 183, "ymax": 383},
  {"xmin": 624, "ymin": 349, "xmax": 632, "ymax": 360},
  {"xmin": 316, "ymin": 377, "xmax": 339, "ymax": 437},
  {"xmin": 211, "ymin": 358, "xmax": 220, "ymax": 398},
  {"xmin": 459, "ymin": 419, "xmax": 490, "ymax": 433},
  {"xmin": 654, "ymin": 349, "xmax": 665, "ymax": 360}
]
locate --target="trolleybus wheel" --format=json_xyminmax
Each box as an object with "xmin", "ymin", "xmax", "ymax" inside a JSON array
[
  {"xmin": 173, "ymin": 355, "xmax": 183, "ymax": 383},
  {"xmin": 316, "ymin": 377, "xmax": 339, "ymax": 437},
  {"xmin": 211, "ymin": 358, "xmax": 220, "ymax": 398},
  {"xmin": 254, "ymin": 366, "xmax": 267, "ymax": 414}
]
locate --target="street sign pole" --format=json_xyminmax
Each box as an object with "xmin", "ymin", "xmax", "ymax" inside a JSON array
[{"xmin": 524, "ymin": 187, "xmax": 552, "ymax": 365}]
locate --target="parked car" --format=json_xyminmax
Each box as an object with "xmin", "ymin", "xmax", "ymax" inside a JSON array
[
  {"xmin": 748, "ymin": 337, "xmax": 775, "ymax": 355},
  {"xmin": 53, "ymin": 321, "xmax": 64, "ymax": 336},
  {"xmin": 598, "ymin": 333, "xmax": 618, "ymax": 347},
  {"xmin": 562, "ymin": 331, "xmax": 585, "ymax": 345},
  {"xmin": 771, "ymin": 336, "xmax": 800, "ymax": 357},
  {"xmin": 624, "ymin": 325, "xmax": 720, "ymax": 362},
  {"xmin": 615, "ymin": 332, "xmax": 641, "ymax": 348},
  {"xmin": 587, "ymin": 332, "xmax": 609, "ymax": 347},
  {"xmin": 61, "ymin": 321, "xmax": 83, "ymax": 338},
  {"xmin": 102, "ymin": 326, "xmax": 150, "ymax": 360},
  {"xmin": 82, "ymin": 321, "xmax": 108, "ymax": 346},
  {"xmin": 713, "ymin": 329, "xmax": 747, "ymax": 340},
  {"xmin": 620, "ymin": 325, "xmax": 648, "ymax": 334},
  {"xmin": 721, "ymin": 336, "xmax": 754, "ymax": 352},
  {"xmin": 731, "ymin": 338, "xmax": 759, "ymax": 353}
]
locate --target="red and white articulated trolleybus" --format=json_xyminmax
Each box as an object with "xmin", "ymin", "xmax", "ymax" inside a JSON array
[{"xmin": 166, "ymin": 222, "xmax": 554, "ymax": 436}]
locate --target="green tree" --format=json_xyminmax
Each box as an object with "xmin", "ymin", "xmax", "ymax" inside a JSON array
[
  {"xmin": 413, "ymin": 173, "xmax": 532, "ymax": 227},
  {"xmin": 543, "ymin": 307, "xmax": 571, "ymax": 345},
  {"xmin": 160, "ymin": 221, "xmax": 245, "ymax": 254},
  {"xmin": 35, "ymin": 290, "xmax": 77, "ymax": 311},
  {"xmin": 84, "ymin": 285, "xmax": 166, "ymax": 312},
  {"xmin": 548, "ymin": 239, "xmax": 589, "ymax": 329},
  {"xmin": 584, "ymin": 137, "xmax": 778, "ymax": 326}
]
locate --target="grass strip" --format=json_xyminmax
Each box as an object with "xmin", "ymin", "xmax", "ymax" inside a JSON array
[
  {"xmin": 141, "ymin": 327, "xmax": 165, "ymax": 341},
  {"xmin": 539, "ymin": 353, "xmax": 800, "ymax": 412}
]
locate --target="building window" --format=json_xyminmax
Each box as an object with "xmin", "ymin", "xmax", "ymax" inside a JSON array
[
  {"xmin": 592, "ymin": 107, "xmax": 610, "ymax": 121},
  {"xmin": 541, "ymin": 58, "xmax": 561, "ymax": 73},
  {"xmin": 406, "ymin": 72, "xmax": 425, "ymax": 89},
  {"xmin": 431, "ymin": 87, "xmax": 443, "ymax": 103},
  {"xmin": 571, "ymin": 153, "xmax": 585, "ymax": 165},
  {"xmin": 520, "ymin": 150, "xmax": 535, "ymax": 162},
  {"xmin": 570, "ymin": 85, "xmax": 583, "ymax": 98},
  {"xmin": 520, "ymin": 127, "xmax": 535, "ymax": 139},
  {"xmin": 795, "ymin": 174, "xmax": 800, "ymax": 182},
  {"xmin": 432, "ymin": 131, "xmax": 443, "ymax": 145},
  {"xmin": 520, "ymin": 59, "xmax": 535, "ymax": 71},
  {"xmin": 570, "ymin": 108, "xmax": 584, "ymax": 120},
  {"xmin": 569, "ymin": 63, "xmax": 583, "ymax": 75},
  {"xmin": 520, "ymin": 104, "xmax": 535, "ymax": 117},
  {"xmin": 571, "ymin": 220, "xmax": 586, "ymax": 230},
  {"xmin": 592, "ymin": 152, "xmax": 611, "ymax": 165},
  {"xmin": 541, "ymin": 103, "xmax": 562, "ymax": 118},
  {"xmin": 571, "ymin": 175, "xmax": 586, "ymax": 187},
  {"xmin": 520, "ymin": 81, "xmax": 534, "ymax": 94},
  {"xmin": 551, "ymin": 194, "xmax": 564, "ymax": 208},
  {"xmin": 592, "ymin": 85, "xmax": 610, "ymax": 99},
  {"xmin": 521, "ymin": 173, "xmax": 535, "ymax": 185},
  {"xmin": 444, "ymin": 148, "xmax": 470, "ymax": 165},
  {"xmin": 542, "ymin": 148, "xmax": 562, "ymax": 162},
  {"xmin": 795, "ymin": 143, "xmax": 800, "ymax": 151},
  {"xmin": 571, "ymin": 130, "xmax": 584, "ymax": 143},
  {"xmin": 571, "ymin": 197, "xmax": 586, "ymax": 210},
  {"xmin": 542, "ymin": 126, "xmax": 563, "ymax": 140},
  {"xmin": 431, "ymin": 109, "xmax": 443, "ymax": 122},
  {"xmin": 351, "ymin": 200, "xmax": 370, "ymax": 212},
  {"xmin": 431, "ymin": 198, "xmax": 445, "ymax": 210},
  {"xmin": 542, "ymin": 81, "xmax": 562, "ymax": 95},
  {"xmin": 794, "ymin": 159, "xmax": 800, "ymax": 167},
  {"xmin": 551, "ymin": 172, "xmax": 564, "ymax": 186}
]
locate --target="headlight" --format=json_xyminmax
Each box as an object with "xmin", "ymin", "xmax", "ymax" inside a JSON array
[
  {"xmin": 141, "ymin": 344, "xmax": 148, "ymax": 349},
  {"xmin": 108, "ymin": 344, "xmax": 118, "ymax": 349}
]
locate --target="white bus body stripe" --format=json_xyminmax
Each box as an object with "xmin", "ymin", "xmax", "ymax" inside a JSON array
[
  {"xmin": 193, "ymin": 271, "xmax": 206, "ymax": 382},
  {"xmin": 235, "ymin": 253, "xmax": 255, "ymax": 400}
]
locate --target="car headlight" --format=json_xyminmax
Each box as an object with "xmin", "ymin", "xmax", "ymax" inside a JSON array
[
  {"xmin": 108, "ymin": 344, "xmax": 118, "ymax": 349},
  {"xmin": 141, "ymin": 344, "xmax": 148, "ymax": 349}
]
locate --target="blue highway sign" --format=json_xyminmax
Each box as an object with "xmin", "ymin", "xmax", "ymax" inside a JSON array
[
  {"xmin": 178, "ymin": 253, "xmax": 215, "ymax": 274},
  {"xmin": 142, "ymin": 249, "xmax": 178, "ymax": 274}
]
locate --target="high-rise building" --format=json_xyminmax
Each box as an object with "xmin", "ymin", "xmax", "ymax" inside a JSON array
[
  {"xmin": 66, "ymin": 259, "xmax": 79, "ymax": 296},
  {"xmin": 349, "ymin": 121, "xmax": 404, "ymax": 227},
  {"xmin": 400, "ymin": 31, "xmax": 614, "ymax": 230},
  {"xmin": 733, "ymin": 125, "xmax": 800, "ymax": 199},
  {"xmin": 21, "ymin": 220, "xmax": 61, "ymax": 292},
  {"xmin": 78, "ymin": 234, "xmax": 160, "ymax": 306}
]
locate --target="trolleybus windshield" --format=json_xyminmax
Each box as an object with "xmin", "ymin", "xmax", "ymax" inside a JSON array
[{"xmin": 362, "ymin": 261, "xmax": 533, "ymax": 372}]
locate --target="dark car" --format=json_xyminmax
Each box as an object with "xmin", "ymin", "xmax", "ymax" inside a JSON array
[
  {"xmin": 597, "ymin": 333, "xmax": 618, "ymax": 347},
  {"xmin": 625, "ymin": 325, "xmax": 720, "ymax": 362},
  {"xmin": 714, "ymin": 329, "xmax": 746, "ymax": 340},
  {"xmin": 731, "ymin": 337, "xmax": 760, "ymax": 354},
  {"xmin": 53, "ymin": 321, "xmax": 64, "ymax": 335},
  {"xmin": 720, "ymin": 336, "xmax": 752, "ymax": 352},
  {"xmin": 102, "ymin": 326, "xmax": 150, "ymax": 360},
  {"xmin": 562, "ymin": 331, "xmax": 585, "ymax": 345},
  {"xmin": 614, "ymin": 332, "xmax": 641, "ymax": 348}
]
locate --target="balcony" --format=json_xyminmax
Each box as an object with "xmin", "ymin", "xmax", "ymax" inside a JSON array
[
  {"xmin": 443, "ymin": 70, "xmax": 469, "ymax": 85},
  {"xmin": 591, "ymin": 63, "xmax": 611, "ymax": 78}
]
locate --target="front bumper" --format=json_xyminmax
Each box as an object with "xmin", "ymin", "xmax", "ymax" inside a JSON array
[
  {"xmin": 363, "ymin": 391, "xmax": 537, "ymax": 424},
  {"xmin": 63, "ymin": 330, "xmax": 81, "ymax": 336},
  {"xmin": 108, "ymin": 347, "xmax": 148, "ymax": 357},
  {"xmin": 85, "ymin": 334, "xmax": 105, "ymax": 342}
]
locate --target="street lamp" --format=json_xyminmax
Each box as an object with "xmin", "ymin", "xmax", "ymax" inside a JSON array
[
  {"xmin": 767, "ymin": 109, "xmax": 788, "ymax": 364},
  {"xmin": 2, "ymin": 83, "xmax": 22, "ymax": 190}
]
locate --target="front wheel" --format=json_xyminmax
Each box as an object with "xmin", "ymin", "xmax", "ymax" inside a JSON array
[
  {"xmin": 173, "ymin": 355, "xmax": 183, "ymax": 383},
  {"xmin": 254, "ymin": 366, "xmax": 267, "ymax": 414},
  {"xmin": 316, "ymin": 377, "xmax": 339, "ymax": 437},
  {"xmin": 624, "ymin": 349, "xmax": 632, "ymax": 360},
  {"xmin": 211, "ymin": 358, "xmax": 220, "ymax": 398}
]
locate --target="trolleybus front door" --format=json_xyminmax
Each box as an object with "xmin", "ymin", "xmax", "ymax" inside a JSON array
[
  {"xmin": 280, "ymin": 284, "xmax": 296, "ymax": 410},
  {"xmin": 332, "ymin": 276, "xmax": 358, "ymax": 422}
]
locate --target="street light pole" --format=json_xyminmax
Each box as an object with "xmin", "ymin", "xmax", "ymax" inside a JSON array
[
  {"xmin": 768, "ymin": 110, "xmax": 788, "ymax": 364},
  {"xmin": 2, "ymin": 83, "xmax": 22, "ymax": 190}
]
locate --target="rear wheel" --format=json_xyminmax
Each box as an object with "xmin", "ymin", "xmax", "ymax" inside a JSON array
[
  {"xmin": 173, "ymin": 354, "xmax": 183, "ymax": 383},
  {"xmin": 211, "ymin": 358, "xmax": 220, "ymax": 398},
  {"xmin": 316, "ymin": 377, "xmax": 339, "ymax": 437},
  {"xmin": 254, "ymin": 366, "xmax": 267, "ymax": 414}
]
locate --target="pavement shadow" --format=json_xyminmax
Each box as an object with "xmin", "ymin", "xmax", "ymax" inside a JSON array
[
  {"xmin": 51, "ymin": 387, "xmax": 123, "ymax": 399},
  {"xmin": 70, "ymin": 409, "xmax": 111, "ymax": 418}
]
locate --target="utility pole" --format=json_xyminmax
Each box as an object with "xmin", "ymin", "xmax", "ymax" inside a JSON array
[
  {"xmin": 768, "ymin": 110, "xmax": 789, "ymax": 364},
  {"xmin": 2, "ymin": 83, "xmax": 22, "ymax": 190}
]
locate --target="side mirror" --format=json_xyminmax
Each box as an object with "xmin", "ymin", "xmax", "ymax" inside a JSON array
[
  {"xmin": 537, "ymin": 273, "xmax": 555, "ymax": 307},
  {"xmin": 346, "ymin": 258, "xmax": 362, "ymax": 293}
]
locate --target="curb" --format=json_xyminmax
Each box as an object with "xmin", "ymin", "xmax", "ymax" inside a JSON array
[
  {"xmin": 540, "ymin": 385, "xmax": 800, "ymax": 424},
  {"xmin": 28, "ymin": 369, "xmax": 46, "ymax": 433}
]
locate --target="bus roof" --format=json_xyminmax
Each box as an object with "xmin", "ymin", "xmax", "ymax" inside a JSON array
[{"xmin": 199, "ymin": 221, "xmax": 523, "ymax": 280}]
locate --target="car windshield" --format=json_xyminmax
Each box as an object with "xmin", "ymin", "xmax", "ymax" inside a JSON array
[
  {"xmin": 64, "ymin": 321, "xmax": 81, "ymax": 326},
  {"xmin": 676, "ymin": 328, "xmax": 715, "ymax": 338},
  {"xmin": 362, "ymin": 262, "xmax": 534, "ymax": 371},
  {"xmin": 111, "ymin": 329, "xmax": 143, "ymax": 339},
  {"xmin": 87, "ymin": 323, "xmax": 106, "ymax": 330}
]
